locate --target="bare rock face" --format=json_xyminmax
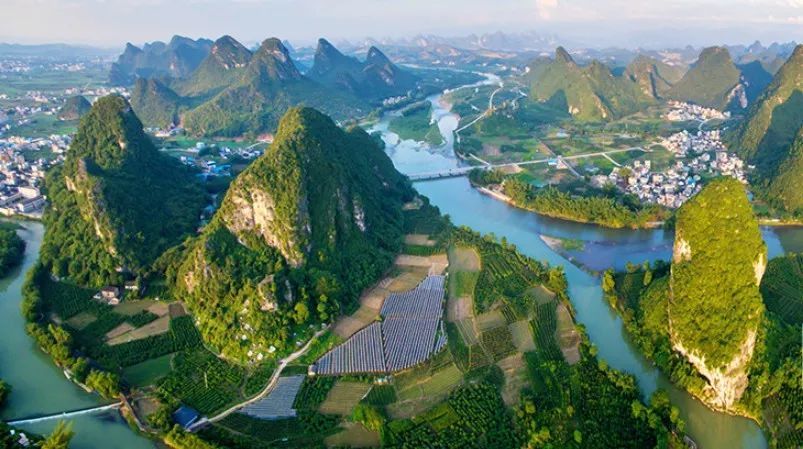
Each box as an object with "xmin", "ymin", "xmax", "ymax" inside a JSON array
[{"xmin": 668, "ymin": 177, "xmax": 766, "ymax": 410}]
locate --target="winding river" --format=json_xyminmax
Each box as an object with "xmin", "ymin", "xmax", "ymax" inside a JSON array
[
  {"xmin": 372, "ymin": 77, "xmax": 803, "ymax": 449},
  {"xmin": 0, "ymin": 76, "xmax": 799, "ymax": 449},
  {"xmin": 0, "ymin": 223, "xmax": 157, "ymax": 448}
]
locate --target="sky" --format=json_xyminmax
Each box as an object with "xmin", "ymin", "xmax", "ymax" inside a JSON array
[{"xmin": 2, "ymin": 0, "xmax": 801, "ymax": 49}]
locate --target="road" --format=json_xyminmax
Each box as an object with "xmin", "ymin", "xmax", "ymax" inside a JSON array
[
  {"xmin": 410, "ymin": 147, "xmax": 648, "ymax": 181},
  {"xmin": 454, "ymin": 83, "xmax": 504, "ymax": 134},
  {"xmin": 196, "ymin": 327, "xmax": 330, "ymax": 428}
]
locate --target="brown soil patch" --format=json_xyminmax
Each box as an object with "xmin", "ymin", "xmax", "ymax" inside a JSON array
[
  {"xmin": 447, "ymin": 296, "xmax": 473, "ymax": 322},
  {"xmin": 448, "ymin": 246, "xmax": 481, "ymax": 272},
  {"xmin": 334, "ymin": 307, "xmax": 379, "ymax": 339},
  {"xmin": 456, "ymin": 319, "xmax": 479, "ymax": 345},
  {"xmin": 509, "ymin": 320, "xmax": 536, "ymax": 352},
  {"xmin": 497, "ymin": 353, "xmax": 529, "ymax": 406},
  {"xmin": 114, "ymin": 300, "xmax": 158, "ymax": 316},
  {"xmin": 404, "ymin": 234, "xmax": 436, "ymax": 246},
  {"xmin": 107, "ymin": 315, "xmax": 171, "ymax": 346},
  {"xmin": 325, "ymin": 422, "xmax": 380, "ymax": 448},
  {"xmin": 66, "ymin": 312, "xmax": 97, "ymax": 330},
  {"xmin": 167, "ymin": 302, "xmax": 186, "ymax": 318},
  {"xmin": 556, "ymin": 303, "xmax": 580, "ymax": 365},
  {"xmin": 105, "ymin": 322, "xmax": 135, "ymax": 340},
  {"xmin": 476, "ymin": 310, "xmax": 506, "ymax": 332},
  {"xmin": 387, "ymin": 266, "xmax": 430, "ymax": 292},
  {"xmin": 318, "ymin": 381, "xmax": 372, "ymax": 416},
  {"xmin": 394, "ymin": 254, "xmax": 448, "ymax": 275}
]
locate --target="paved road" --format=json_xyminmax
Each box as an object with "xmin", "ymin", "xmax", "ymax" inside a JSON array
[
  {"xmin": 454, "ymin": 83, "xmax": 504, "ymax": 134},
  {"xmin": 196, "ymin": 327, "xmax": 330, "ymax": 428}
]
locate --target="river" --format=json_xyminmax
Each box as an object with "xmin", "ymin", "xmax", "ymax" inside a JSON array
[
  {"xmin": 0, "ymin": 76, "xmax": 798, "ymax": 449},
  {"xmin": 372, "ymin": 76, "xmax": 803, "ymax": 449},
  {"xmin": 0, "ymin": 223, "xmax": 157, "ymax": 448}
]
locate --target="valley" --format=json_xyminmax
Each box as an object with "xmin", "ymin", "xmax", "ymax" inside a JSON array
[{"xmin": 0, "ymin": 20, "xmax": 800, "ymax": 449}]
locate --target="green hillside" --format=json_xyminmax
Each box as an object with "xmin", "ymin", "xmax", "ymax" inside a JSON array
[
  {"xmin": 173, "ymin": 107, "xmax": 413, "ymax": 362},
  {"xmin": 129, "ymin": 78, "xmax": 184, "ymax": 128},
  {"xmin": 57, "ymin": 95, "xmax": 92, "ymax": 121},
  {"xmin": 307, "ymin": 39, "xmax": 419, "ymax": 101},
  {"xmin": 41, "ymin": 95, "xmax": 206, "ymax": 286},
  {"xmin": 181, "ymin": 38, "xmax": 367, "ymax": 137},
  {"xmin": 526, "ymin": 47, "xmax": 654, "ymax": 121},
  {"xmin": 623, "ymin": 55, "xmax": 685, "ymax": 98},
  {"xmin": 175, "ymin": 35, "xmax": 252, "ymax": 97},
  {"xmin": 731, "ymin": 45, "xmax": 803, "ymax": 214},
  {"xmin": 669, "ymin": 177, "xmax": 766, "ymax": 370},
  {"xmin": 667, "ymin": 46, "xmax": 742, "ymax": 110}
]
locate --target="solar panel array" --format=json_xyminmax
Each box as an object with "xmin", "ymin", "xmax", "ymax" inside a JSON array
[
  {"xmin": 311, "ymin": 275, "xmax": 447, "ymax": 375},
  {"xmin": 313, "ymin": 322, "xmax": 386, "ymax": 375},
  {"xmin": 240, "ymin": 375, "xmax": 305, "ymax": 419}
]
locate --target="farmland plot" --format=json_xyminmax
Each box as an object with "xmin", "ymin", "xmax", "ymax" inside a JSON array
[{"xmin": 318, "ymin": 381, "xmax": 372, "ymax": 415}]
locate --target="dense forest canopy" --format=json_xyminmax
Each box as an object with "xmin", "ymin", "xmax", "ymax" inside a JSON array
[{"xmin": 40, "ymin": 95, "xmax": 205, "ymax": 286}]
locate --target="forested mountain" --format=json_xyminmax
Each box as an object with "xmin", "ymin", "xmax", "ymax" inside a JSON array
[
  {"xmin": 172, "ymin": 107, "xmax": 413, "ymax": 362},
  {"xmin": 525, "ymin": 47, "xmax": 655, "ymax": 121},
  {"xmin": 732, "ymin": 45, "xmax": 803, "ymax": 214},
  {"xmin": 174, "ymin": 35, "xmax": 252, "ymax": 97},
  {"xmin": 40, "ymin": 95, "xmax": 205, "ymax": 286},
  {"xmin": 180, "ymin": 38, "xmax": 367, "ymax": 137},
  {"xmin": 669, "ymin": 177, "xmax": 766, "ymax": 409},
  {"xmin": 109, "ymin": 35, "xmax": 213, "ymax": 86},
  {"xmin": 57, "ymin": 95, "xmax": 91, "ymax": 121},
  {"xmin": 129, "ymin": 77, "xmax": 184, "ymax": 128},
  {"xmin": 667, "ymin": 46, "xmax": 752, "ymax": 110},
  {"xmin": 623, "ymin": 55, "xmax": 686, "ymax": 99},
  {"xmin": 306, "ymin": 38, "xmax": 419, "ymax": 100}
]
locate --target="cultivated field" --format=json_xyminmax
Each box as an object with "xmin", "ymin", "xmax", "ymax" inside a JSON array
[{"xmin": 318, "ymin": 381, "xmax": 372, "ymax": 415}]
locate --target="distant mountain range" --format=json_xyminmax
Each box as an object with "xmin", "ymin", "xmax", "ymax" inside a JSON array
[
  {"xmin": 525, "ymin": 47, "xmax": 657, "ymax": 121},
  {"xmin": 109, "ymin": 36, "xmax": 213, "ymax": 86},
  {"xmin": 122, "ymin": 35, "xmax": 420, "ymax": 137}
]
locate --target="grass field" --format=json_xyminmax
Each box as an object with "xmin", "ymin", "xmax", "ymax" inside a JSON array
[
  {"xmin": 389, "ymin": 362, "xmax": 463, "ymax": 419},
  {"xmin": 65, "ymin": 311, "xmax": 97, "ymax": 330},
  {"xmin": 122, "ymin": 353, "xmax": 175, "ymax": 387},
  {"xmin": 476, "ymin": 310, "xmax": 506, "ymax": 332},
  {"xmin": 324, "ymin": 422, "xmax": 380, "ymax": 448},
  {"xmin": 448, "ymin": 246, "xmax": 481, "ymax": 272},
  {"xmin": 319, "ymin": 381, "xmax": 372, "ymax": 416},
  {"xmin": 556, "ymin": 303, "xmax": 581, "ymax": 364}
]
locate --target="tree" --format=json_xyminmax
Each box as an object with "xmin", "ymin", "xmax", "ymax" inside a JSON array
[
  {"xmin": 0, "ymin": 380, "xmax": 9, "ymax": 409},
  {"xmin": 85, "ymin": 370, "xmax": 120, "ymax": 399},
  {"xmin": 41, "ymin": 421, "xmax": 74, "ymax": 449},
  {"xmin": 351, "ymin": 403, "xmax": 386, "ymax": 431},
  {"xmin": 602, "ymin": 270, "xmax": 616, "ymax": 293},
  {"xmin": 294, "ymin": 302, "xmax": 310, "ymax": 324}
]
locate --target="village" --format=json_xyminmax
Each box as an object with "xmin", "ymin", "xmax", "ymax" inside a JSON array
[{"xmin": 599, "ymin": 128, "xmax": 748, "ymax": 209}]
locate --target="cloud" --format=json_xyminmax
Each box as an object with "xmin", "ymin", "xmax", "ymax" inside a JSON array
[{"xmin": 536, "ymin": 0, "xmax": 559, "ymax": 19}]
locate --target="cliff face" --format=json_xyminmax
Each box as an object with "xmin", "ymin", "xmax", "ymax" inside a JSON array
[
  {"xmin": 176, "ymin": 107, "xmax": 413, "ymax": 362},
  {"xmin": 668, "ymin": 177, "xmax": 766, "ymax": 410}
]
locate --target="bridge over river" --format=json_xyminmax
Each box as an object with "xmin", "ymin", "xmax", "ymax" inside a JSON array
[
  {"xmin": 4, "ymin": 402, "xmax": 122, "ymax": 426},
  {"xmin": 408, "ymin": 147, "xmax": 648, "ymax": 181}
]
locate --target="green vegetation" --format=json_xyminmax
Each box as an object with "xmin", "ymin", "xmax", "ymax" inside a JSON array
[
  {"xmin": 669, "ymin": 177, "xmax": 766, "ymax": 369},
  {"xmin": 158, "ymin": 349, "xmax": 245, "ymax": 415},
  {"xmin": 307, "ymin": 39, "xmax": 419, "ymax": 102},
  {"xmin": 471, "ymin": 170, "xmax": 665, "ymax": 228},
  {"xmin": 384, "ymin": 383, "xmax": 518, "ymax": 449},
  {"xmin": 0, "ymin": 379, "xmax": 9, "ymax": 408},
  {"xmin": 388, "ymin": 101, "xmax": 444, "ymax": 146},
  {"xmin": 760, "ymin": 253, "xmax": 803, "ymax": 324},
  {"xmin": 667, "ymin": 46, "xmax": 741, "ymax": 110},
  {"xmin": 525, "ymin": 47, "xmax": 655, "ymax": 122},
  {"xmin": 40, "ymin": 95, "xmax": 205, "ymax": 286},
  {"xmin": 129, "ymin": 78, "xmax": 183, "ymax": 128},
  {"xmin": 732, "ymin": 45, "xmax": 803, "ymax": 215},
  {"xmin": 518, "ymin": 344, "xmax": 684, "ymax": 449},
  {"xmin": 173, "ymin": 107, "xmax": 413, "ymax": 362},
  {"xmin": 0, "ymin": 224, "xmax": 25, "ymax": 277},
  {"xmin": 57, "ymin": 95, "xmax": 91, "ymax": 121}
]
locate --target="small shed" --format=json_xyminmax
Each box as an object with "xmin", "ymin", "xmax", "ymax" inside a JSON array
[{"xmin": 173, "ymin": 405, "xmax": 201, "ymax": 430}]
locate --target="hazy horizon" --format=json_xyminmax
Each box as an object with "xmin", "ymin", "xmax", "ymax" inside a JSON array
[{"xmin": 2, "ymin": 0, "xmax": 802, "ymax": 50}]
